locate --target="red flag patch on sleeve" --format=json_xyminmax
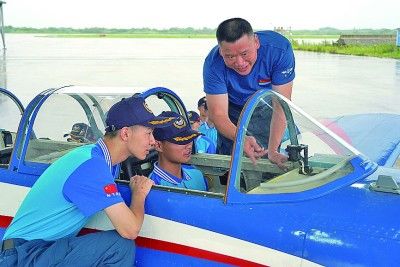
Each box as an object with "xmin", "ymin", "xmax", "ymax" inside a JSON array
[{"xmin": 103, "ymin": 184, "xmax": 119, "ymax": 196}]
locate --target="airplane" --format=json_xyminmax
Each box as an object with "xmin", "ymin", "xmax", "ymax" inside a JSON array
[{"xmin": 1, "ymin": 85, "xmax": 400, "ymax": 266}]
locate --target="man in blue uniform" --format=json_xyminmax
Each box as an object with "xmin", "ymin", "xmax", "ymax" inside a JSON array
[
  {"xmin": 196, "ymin": 100, "xmax": 218, "ymax": 149},
  {"xmin": 150, "ymin": 111, "xmax": 208, "ymax": 191},
  {"xmin": 203, "ymin": 17, "xmax": 295, "ymax": 167},
  {"xmin": 197, "ymin": 96, "xmax": 208, "ymax": 124},
  {"xmin": 0, "ymin": 96, "xmax": 175, "ymax": 266},
  {"xmin": 188, "ymin": 110, "xmax": 216, "ymax": 154}
]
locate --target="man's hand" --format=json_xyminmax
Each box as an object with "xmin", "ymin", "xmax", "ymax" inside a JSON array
[
  {"xmin": 267, "ymin": 150, "xmax": 288, "ymax": 170},
  {"xmin": 105, "ymin": 176, "xmax": 154, "ymax": 240},
  {"xmin": 243, "ymin": 136, "xmax": 268, "ymax": 165},
  {"xmin": 130, "ymin": 175, "xmax": 154, "ymax": 200}
]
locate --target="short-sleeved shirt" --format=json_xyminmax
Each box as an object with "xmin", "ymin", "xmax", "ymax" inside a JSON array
[
  {"xmin": 203, "ymin": 30, "xmax": 295, "ymax": 106},
  {"xmin": 198, "ymin": 122, "xmax": 217, "ymax": 147},
  {"xmin": 3, "ymin": 139, "xmax": 123, "ymax": 241},
  {"xmin": 149, "ymin": 162, "xmax": 208, "ymax": 191},
  {"xmin": 195, "ymin": 135, "xmax": 216, "ymax": 154}
]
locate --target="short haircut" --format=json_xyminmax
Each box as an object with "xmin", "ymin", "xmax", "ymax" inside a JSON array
[
  {"xmin": 103, "ymin": 125, "xmax": 140, "ymax": 138},
  {"xmin": 104, "ymin": 130, "xmax": 118, "ymax": 138},
  {"xmin": 216, "ymin": 18, "xmax": 254, "ymax": 43}
]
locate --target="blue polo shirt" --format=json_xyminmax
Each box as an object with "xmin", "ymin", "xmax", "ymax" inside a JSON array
[
  {"xmin": 4, "ymin": 139, "xmax": 123, "ymax": 241},
  {"xmin": 198, "ymin": 122, "xmax": 217, "ymax": 147},
  {"xmin": 203, "ymin": 30, "xmax": 295, "ymax": 106},
  {"xmin": 149, "ymin": 162, "xmax": 208, "ymax": 191},
  {"xmin": 195, "ymin": 135, "xmax": 216, "ymax": 154}
]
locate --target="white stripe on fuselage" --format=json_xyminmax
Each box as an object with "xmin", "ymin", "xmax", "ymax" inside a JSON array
[
  {"xmin": 1, "ymin": 182, "xmax": 321, "ymax": 266},
  {"xmin": 0, "ymin": 182, "xmax": 30, "ymax": 215}
]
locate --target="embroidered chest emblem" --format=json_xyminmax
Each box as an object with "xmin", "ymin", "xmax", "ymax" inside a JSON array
[{"xmin": 258, "ymin": 78, "xmax": 271, "ymax": 86}]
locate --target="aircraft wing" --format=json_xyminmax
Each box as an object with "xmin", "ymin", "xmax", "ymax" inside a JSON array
[{"xmin": 320, "ymin": 113, "xmax": 400, "ymax": 167}]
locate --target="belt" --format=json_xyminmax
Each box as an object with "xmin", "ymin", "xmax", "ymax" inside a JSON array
[{"xmin": 1, "ymin": 238, "xmax": 21, "ymax": 252}]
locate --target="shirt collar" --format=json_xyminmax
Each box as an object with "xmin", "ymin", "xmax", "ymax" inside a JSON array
[
  {"xmin": 203, "ymin": 122, "xmax": 210, "ymax": 130},
  {"xmin": 153, "ymin": 162, "xmax": 191, "ymax": 185},
  {"xmin": 97, "ymin": 138, "xmax": 112, "ymax": 172}
]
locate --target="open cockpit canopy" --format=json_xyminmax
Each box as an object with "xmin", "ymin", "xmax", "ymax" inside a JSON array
[{"xmin": 9, "ymin": 86, "xmax": 187, "ymax": 174}]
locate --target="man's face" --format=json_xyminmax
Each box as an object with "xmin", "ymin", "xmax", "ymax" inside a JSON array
[
  {"xmin": 128, "ymin": 125, "xmax": 155, "ymax": 160},
  {"xmin": 197, "ymin": 105, "xmax": 208, "ymax": 122},
  {"xmin": 219, "ymin": 34, "xmax": 260, "ymax": 76},
  {"xmin": 158, "ymin": 141, "xmax": 193, "ymax": 164},
  {"xmin": 190, "ymin": 121, "xmax": 201, "ymax": 131}
]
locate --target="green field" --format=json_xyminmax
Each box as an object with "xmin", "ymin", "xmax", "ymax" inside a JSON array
[
  {"xmin": 38, "ymin": 33, "xmax": 400, "ymax": 59},
  {"xmin": 44, "ymin": 33, "xmax": 215, "ymax": 39},
  {"xmin": 44, "ymin": 33, "xmax": 340, "ymax": 40},
  {"xmin": 45, "ymin": 33, "xmax": 340, "ymax": 39},
  {"xmin": 7, "ymin": 25, "xmax": 399, "ymax": 59},
  {"xmin": 292, "ymin": 42, "xmax": 400, "ymax": 59},
  {"xmin": 290, "ymin": 35, "xmax": 339, "ymax": 39}
]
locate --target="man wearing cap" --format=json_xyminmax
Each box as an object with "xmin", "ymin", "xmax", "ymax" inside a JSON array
[
  {"xmin": 0, "ymin": 96, "xmax": 174, "ymax": 266},
  {"xmin": 149, "ymin": 111, "xmax": 208, "ymax": 191},
  {"xmin": 203, "ymin": 18, "xmax": 295, "ymax": 167},
  {"xmin": 197, "ymin": 96, "xmax": 208, "ymax": 124},
  {"xmin": 188, "ymin": 110, "xmax": 216, "ymax": 154},
  {"xmin": 64, "ymin": 122, "xmax": 96, "ymax": 143},
  {"xmin": 195, "ymin": 100, "xmax": 218, "ymax": 149}
]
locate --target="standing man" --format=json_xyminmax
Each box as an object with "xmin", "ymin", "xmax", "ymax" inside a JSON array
[
  {"xmin": 197, "ymin": 96, "xmax": 209, "ymax": 124},
  {"xmin": 203, "ymin": 18, "xmax": 295, "ymax": 167},
  {"xmin": 188, "ymin": 110, "xmax": 217, "ymax": 154},
  {"xmin": 196, "ymin": 100, "xmax": 218, "ymax": 149},
  {"xmin": 0, "ymin": 96, "xmax": 175, "ymax": 266}
]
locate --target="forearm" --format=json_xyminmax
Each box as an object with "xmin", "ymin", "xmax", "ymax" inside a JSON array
[
  {"xmin": 269, "ymin": 82, "xmax": 293, "ymax": 152},
  {"xmin": 105, "ymin": 201, "xmax": 144, "ymax": 240},
  {"xmin": 129, "ymin": 193, "xmax": 146, "ymax": 229},
  {"xmin": 106, "ymin": 176, "xmax": 152, "ymax": 240},
  {"xmin": 212, "ymin": 115, "xmax": 237, "ymax": 141},
  {"xmin": 207, "ymin": 93, "xmax": 237, "ymax": 141},
  {"xmin": 268, "ymin": 101, "xmax": 286, "ymax": 152}
]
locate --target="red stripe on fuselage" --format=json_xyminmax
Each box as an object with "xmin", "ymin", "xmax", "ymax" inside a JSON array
[
  {"xmin": 0, "ymin": 215, "xmax": 267, "ymax": 266},
  {"xmin": 0, "ymin": 215, "xmax": 13, "ymax": 228},
  {"xmin": 136, "ymin": 236, "xmax": 268, "ymax": 267}
]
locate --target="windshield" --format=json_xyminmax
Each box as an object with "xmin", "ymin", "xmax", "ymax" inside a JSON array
[
  {"xmin": 24, "ymin": 86, "xmax": 182, "ymax": 164},
  {"xmin": 0, "ymin": 90, "xmax": 23, "ymax": 150},
  {"xmin": 234, "ymin": 91, "xmax": 359, "ymax": 194}
]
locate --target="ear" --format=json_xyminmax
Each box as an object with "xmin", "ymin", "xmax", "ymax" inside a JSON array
[
  {"xmin": 154, "ymin": 140, "xmax": 163, "ymax": 152},
  {"xmin": 254, "ymin": 34, "xmax": 260, "ymax": 49},
  {"xmin": 119, "ymin": 127, "xmax": 130, "ymax": 142}
]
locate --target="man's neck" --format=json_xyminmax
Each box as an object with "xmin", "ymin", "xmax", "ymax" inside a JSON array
[
  {"xmin": 103, "ymin": 137, "xmax": 128, "ymax": 165},
  {"xmin": 158, "ymin": 158, "xmax": 182, "ymax": 179}
]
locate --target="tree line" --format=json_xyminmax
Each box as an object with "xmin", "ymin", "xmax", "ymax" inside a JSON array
[{"xmin": 4, "ymin": 26, "xmax": 397, "ymax": 35}]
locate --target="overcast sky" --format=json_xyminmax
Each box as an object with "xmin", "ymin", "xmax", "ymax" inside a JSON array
[{"xmin": 3, "ymin": 0, "xmax": 400, "ymax": 30}]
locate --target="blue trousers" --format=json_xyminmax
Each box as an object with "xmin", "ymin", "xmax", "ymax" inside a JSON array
[{"xmin": 0, "ymin": 230, "xmax": 135, "ymax": 266}]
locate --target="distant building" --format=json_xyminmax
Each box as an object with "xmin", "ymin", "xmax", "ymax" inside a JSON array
[
  {"xmin": 274, "ymin": 26, "xmax": 292, "ymax": 37},
  {"xmin": 336, "ymin": 35, "xmax": 396, "ymax": 45}
]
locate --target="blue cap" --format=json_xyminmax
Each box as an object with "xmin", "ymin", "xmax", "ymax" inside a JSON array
[
  {"xmin": 187, "ymin": 111, "xmax": 200, "ymax": 123},
  {"xmin": 105, "ymin": 96, "xmax": 175, "ymax": 132},
  {"xmin": 153, "ymin": 111, "xmax": 201, "ymax": 145},
  {"xmin": 64, "ymin": 122, "xmax": 96, "ymax": 143}
]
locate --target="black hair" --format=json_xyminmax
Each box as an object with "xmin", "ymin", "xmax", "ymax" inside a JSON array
[
  {"xmin": 203, "ymin": 101, "xmax": 208, "ymax": 110},
  {"xmin": 104, "ymin": 130, "xmax": 119, "ymax": 138},
  {"xmin": 216, "ymin": 18, "xmax": 254, "ymax": 43}
]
